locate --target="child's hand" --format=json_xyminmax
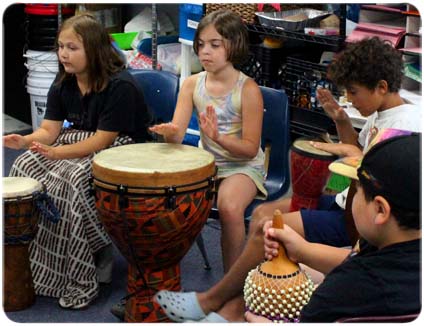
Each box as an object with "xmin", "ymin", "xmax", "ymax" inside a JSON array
[
  {"xmin": 3, "ymin": 134, "xmax": 27, "ymax": 150},
  {"xmin": 264, "ymin": 220, "xmax": 306, "ymax": 263},
  {"xmin": 29, "ymin": 142, "xmax": 58, "ymax": 160},
  {"xmin": 199, "ymin": 105, "xmax": 220, "ymax": 142},
  {"xmin": 244, "ymin": 311, "xmax": 272, "ymax": 323},
  {"xmin": 149, "ymin": 122, "xmax": 179, "ymax": 138},
  {"xmin": 317, "ymin": 88, "xmax": 349, "ymax": 122},
  {"xmin": 309, "ymin": 141, "xmax": 363, "ymax": 157},
  {"xmin": 263, "ymin": 220, "xmax": 280, "ymax": 260}
]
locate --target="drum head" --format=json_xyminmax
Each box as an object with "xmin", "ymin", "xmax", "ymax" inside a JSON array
[
  {"xmin": 92, "ymin": 143, "xmax": 216, "ymax": 188},
  {"xmin": 292, "ymin": 139, "xmax": 337, "ymax": 160},
  {"xmin": 2, "ymin": 177, "xmax": 42, "ymax": 199}
]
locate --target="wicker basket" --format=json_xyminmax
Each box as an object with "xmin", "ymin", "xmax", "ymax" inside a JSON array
[{"xmin": 205, "ymin": 3, "xmax": 257, "ymax": 24}]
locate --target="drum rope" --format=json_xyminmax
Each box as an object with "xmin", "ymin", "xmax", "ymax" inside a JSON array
[
  {"xmin": 33, "ymin": 189, "xmax": 61, "ymax": 223},
  {"xmin": 291, "ymin": 160, "xmax": 314, "ymax": 187},
  {"xmin": 93, "ymin": 174, "xmax": 216, "ymax": 194},
  {"xmin": 118, "ymin": 186, "xmax": 152, "ymax": 302},
  {"xmin": 4, "ymin": 233, "xmax": 36, "ymax": 245},
  {"xmin": 4, "ymin": 197, "xmax": 36, "ymax": 245}
]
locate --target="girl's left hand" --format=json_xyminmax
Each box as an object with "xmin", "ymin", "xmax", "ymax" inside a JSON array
[
  {"xmin": 30, "ymin": 142, "xmax": 58, "ymax": 160},
  {"xmin": 199, "ymin": 105, "xmax": 220, "ymax": 142}
]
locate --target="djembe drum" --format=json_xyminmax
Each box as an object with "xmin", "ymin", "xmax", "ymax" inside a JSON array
[
  {"xmin": 92, "ymin": 143, "xmax": 216, "ymax": 322},
  {"xmin": 3, "ymin": 177, "xmax": 43, "ymax": 311},
  {"xmin": 290, "ymin": 139, "xmax": 337, "ymax": 211},
  {"xmin": 244, "ymin": 209, "xmax": 315, "ymax": 322}
]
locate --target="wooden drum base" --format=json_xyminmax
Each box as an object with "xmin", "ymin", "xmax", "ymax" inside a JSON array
[{"xmin": 3, "ymin": 244, "xmax": 35, "ymax": 311}]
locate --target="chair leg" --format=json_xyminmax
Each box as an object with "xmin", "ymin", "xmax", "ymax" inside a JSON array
[{"xmin": 196, "ymin": 234, "xmax": 211, "ymax": 270}]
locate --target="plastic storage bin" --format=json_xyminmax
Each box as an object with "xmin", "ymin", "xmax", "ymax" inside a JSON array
[
  {"xmin": 179, "ymin": 4, "xmax": 203, "ymax": 41},
  {"xmin": 110, "ymin": 32, "xmax": 138, "ymax": 50}
]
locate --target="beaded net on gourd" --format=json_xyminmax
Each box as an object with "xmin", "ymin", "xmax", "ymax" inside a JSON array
[
  {"xmin": 244, "ymin": 264, "xmax": 314, "ymax": 322},
  {"xmin": 243, "ymin": 209, "xmax": 315, "ymax": 323}
]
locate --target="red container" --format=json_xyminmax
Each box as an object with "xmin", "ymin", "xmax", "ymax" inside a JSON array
[{"xmin": 24, "ymin": 4, "xmax": 74, "ymax": 16}]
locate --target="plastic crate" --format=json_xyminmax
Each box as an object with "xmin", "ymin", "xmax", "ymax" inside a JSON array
[
  {"xmin": 282, "ymin": 56, "xmax": 341, "ymax": 112},
  {"xmin": 179, "ymin": 4, "xmax": 203, "ymax": 42}
]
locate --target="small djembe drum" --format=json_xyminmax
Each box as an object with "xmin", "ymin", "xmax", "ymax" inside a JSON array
[
  {"xmin": 3, "ymin": 177, "xmax": 43, "ymax": 311},
  {"xmin": 244, "ymin": 210, "xmax": 315, "ymax": 322},
  {"xmin": 92, "ymin": 143, "xmax": 216, "ymax": 322},
  {"xmin": 289, "ymin": 138, "xmax": 337, "ymax": 211}
]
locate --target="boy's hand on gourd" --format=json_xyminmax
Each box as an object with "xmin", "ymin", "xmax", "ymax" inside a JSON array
[
  {"xmin": 264, "ymin": 220, "xmax": 306, "ymax": 263},
  {"xmin": 245, "ymin": 311, "xmax": 272, "ymax": 323},
  {"xmin": 263, "ymin": 220, "xmax": 280, "ymax": 260},
  {"xmin": 317, "ymin": 88, "xmax": 349, "ymax": 122}
]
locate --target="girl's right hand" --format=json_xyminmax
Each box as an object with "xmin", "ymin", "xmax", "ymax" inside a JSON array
[
  {"xmin": 317, "ymin": 88, "xmax": 349, "ymax": 122},
  {"xmin": 3, "ymin": 134, "xmax": 27, "ymax": 150},
  {"xmin": 149, "ymin": 122, "xmax": 179, "ymax": 138}
]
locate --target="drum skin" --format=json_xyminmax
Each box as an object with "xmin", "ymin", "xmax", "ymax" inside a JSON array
[
  {"xmin": 290, "ymin": 139, "xmax": 336, "ymax": 211},
  {"xmin": 3, "ymin": 177, "xmax": 42, "ymax": 312},
  {"xmin": 92, "ymin": 143, "xmax": 216, "ymax": 322}
]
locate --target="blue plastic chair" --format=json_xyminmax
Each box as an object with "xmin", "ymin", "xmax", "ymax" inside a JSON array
[
  {"xmin": 246, "ymin": 86, "xmax": 291, "ymax": 216},
  {"xmin": 197, "ymin": 86, "xmax": 291, "ymax": 268},
  {"xmin": 129, "ymin": 68, "xmax": 199, "ymax": 146},
  {"xmin": 129, "ymin": 69, "xmax": 179, "ymax": 124}
]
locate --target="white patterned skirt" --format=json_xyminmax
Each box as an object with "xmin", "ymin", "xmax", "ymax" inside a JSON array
[{"xmin": 9, "ymin": 128, "xmax": 134, "ymax": 307}]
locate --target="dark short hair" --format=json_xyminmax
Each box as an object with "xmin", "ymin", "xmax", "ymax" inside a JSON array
[
  {"xmin": 359, "ymin": 134, "xmax": 421, "ymax": 230},
  {"xmin": 55, "ymin": 14, "xmax": 125, "ymax": 92},
  {"xmin": 328, "ymin": 37, "xmax": 403, "ymax": 92},
  {"xmin": 193, "ymin": 9, "xmax": 249, "ymax": 65}
]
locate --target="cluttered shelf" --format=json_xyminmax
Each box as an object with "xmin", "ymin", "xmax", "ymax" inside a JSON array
[
  {"xmin": 245, "ymin": 24, "xmax": 345, "ymax": 47},
  {"xmin": 241, "ymin": 6, "xmax": 347, "ymax": 138}
]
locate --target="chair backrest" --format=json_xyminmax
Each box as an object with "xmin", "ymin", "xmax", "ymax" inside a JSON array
[
  {"xmin": 245, "ymin": 86, "xmax": 290, "ymax": 217},
  {"xmin": 336, "ymin": 313, "xmax": 419, "ymax": 323},
  {"xmin": 129, "ymin": 69, "xmax": 179, "ymax": 124}
]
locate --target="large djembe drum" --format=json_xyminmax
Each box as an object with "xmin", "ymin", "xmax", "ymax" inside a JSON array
[
  {"xmin": 3, "ymin": 177, "xmax": 43, "ymax": 311},
  {"xmin": 290, "ymin": 139, "xmax": 336, "ymax": 211},
  {"xmin": 244, "ymin": 210, "xmax": 315, "ymax": 322},
  {"xmin": 92, "ymin": 143, "xmax": 216, "ymax": 322}
]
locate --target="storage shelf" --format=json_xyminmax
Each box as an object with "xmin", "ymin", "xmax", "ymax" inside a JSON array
[
  {"xmin": 360, "ymin": 4, "xmax": 419, "ymax": 17},
  {"xmin": 245, "ymin": 24, "xmax": 345, "ymax": 47},
  {"xmin": 406, "ymin": 32, "xmax": 421, "ymax": 38}
]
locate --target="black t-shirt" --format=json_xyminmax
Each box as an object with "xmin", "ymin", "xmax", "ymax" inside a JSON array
[
  {"xmin": 300, "ymin": 239, "xmax": 421, "ymax": 322},
  {"xmin": 44, "ymin": 69, "xmax": 152, "ymax": 143}
]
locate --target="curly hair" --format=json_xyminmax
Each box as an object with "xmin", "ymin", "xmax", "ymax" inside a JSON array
[
  {"xmin": 193, "ymin": 9, "xmax": 249, "ymax": 66},
  {"xmin": 55, "ymin": 14, "xmax": 125, "ymax": 92},
  {"xmin": 328, "ymin": 37, "xmax": 403, "ymax": 92}
]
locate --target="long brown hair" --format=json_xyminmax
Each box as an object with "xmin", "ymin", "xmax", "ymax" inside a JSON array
[{"xmin": 55, "ymin": 14, "xmax": 125, "ymax": 92}]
